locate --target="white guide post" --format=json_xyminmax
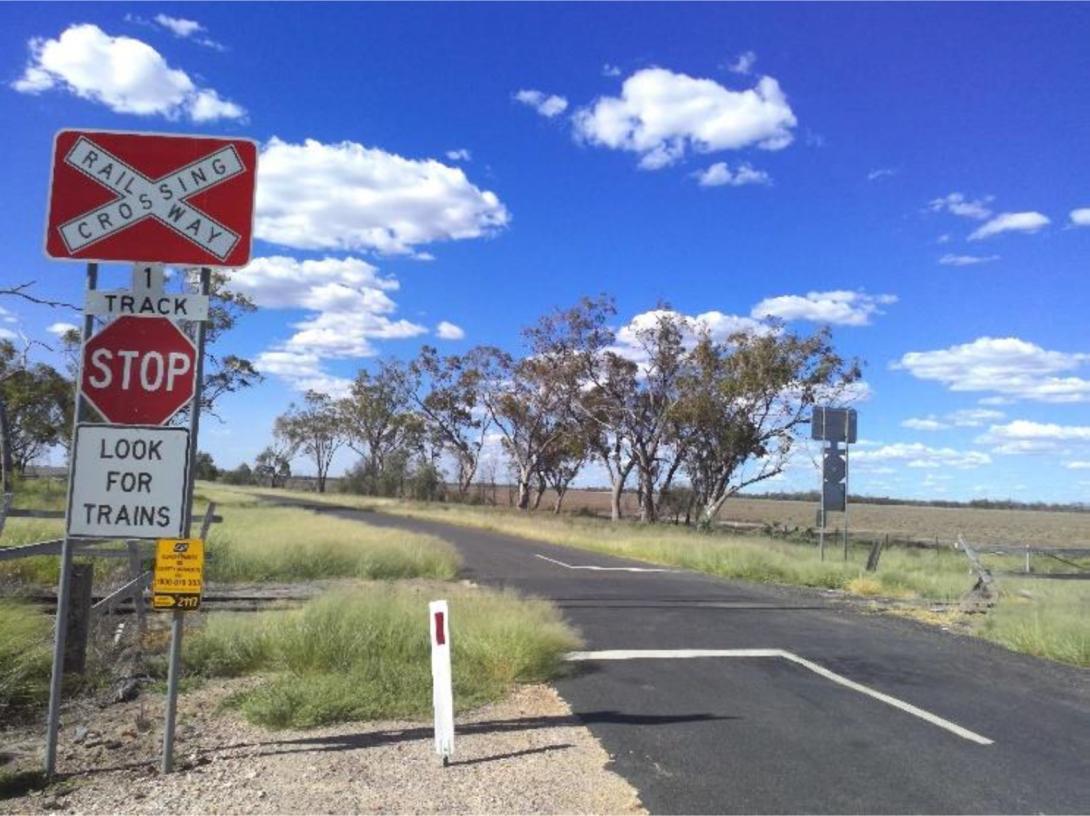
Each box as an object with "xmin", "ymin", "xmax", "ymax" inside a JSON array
[{"xmin": 429, "ymin": 600, "xmax": 454, "ymax": 765}]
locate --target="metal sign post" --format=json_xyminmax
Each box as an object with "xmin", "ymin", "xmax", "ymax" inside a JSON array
[
  {"xmin": 161, "ymin": 267, "xmax": 210, "ymax": 774},
  {"xmin": 45, "ymin": 263, "xmax": 97, "ymax": 777},
  {"xmin": 812, "ymin": 407, "xmax": 857, "ymax": 565}
]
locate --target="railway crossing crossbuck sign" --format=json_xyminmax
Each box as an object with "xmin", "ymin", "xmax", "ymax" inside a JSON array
[{"xmin": 45, "ymin": 130, "xmax": 258, "ymax": 266}]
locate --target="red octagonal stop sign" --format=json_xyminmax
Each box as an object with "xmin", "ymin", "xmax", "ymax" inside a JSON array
[{"xmin": 81, "ymin": 316, "xmax": 197, "ymax": 425}]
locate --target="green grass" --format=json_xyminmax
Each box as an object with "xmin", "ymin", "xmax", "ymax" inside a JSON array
[
  {"xmin": 199, "ymin": 488, "xmax": 459, "ymax": 582},
  {"xmin": 230, "ymin": 486, "xmax": 1090, "ymax": 669},
  {"xmin": 0, "ymin": 600, "xmax": 53, "ymax": 714},
  {"xmin": 184, "ymin": 583, "xmax": 580, "ymax": 728}
]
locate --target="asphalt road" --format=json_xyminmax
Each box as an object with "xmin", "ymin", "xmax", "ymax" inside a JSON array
[{"xmin": 293, "ymin": 502, "xmax": 1090, "ymax": 814}]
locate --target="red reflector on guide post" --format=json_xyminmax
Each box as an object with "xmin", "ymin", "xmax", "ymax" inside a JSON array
[{"xmin": 434, "ymin": 611, "xmax": 446, "ymax": 645}]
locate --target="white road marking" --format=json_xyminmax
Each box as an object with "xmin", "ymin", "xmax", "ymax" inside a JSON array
[
  {"xmin": 535, "ymin": 554, "xmax": 679, "ymax": 573},
  {"xmin": 566, "ymin": 648, "xmax": 994, "ymax": 746}
]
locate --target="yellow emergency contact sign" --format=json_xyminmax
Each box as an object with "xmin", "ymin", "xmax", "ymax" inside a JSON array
[{"xmin": 153, "ymin": 538, "xmax": 204, "ymax": 611}]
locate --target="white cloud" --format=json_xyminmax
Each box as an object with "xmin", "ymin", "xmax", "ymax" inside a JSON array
[
  {"xmin": 751, "ymin": 290, "xmax": 897, "ymax": 326},
  {"xmin": 514, "ymin": 89, "xmax": 569, "ymax": 118},
  {"xmin": 902, "ymin": 417, "xmax": 948, "ymax": 431},
  {"xmin": 11, "ymin": 24, "xmax": 244, "ymax": 121},
  {"xmin": 0, "ymin": 328, "xmax": 17, "ymax": 341},
  {"xmin": 939, "ymin": 253, "xmax": 999, "ymax": 267},
  {"xmin": 937, "ymin": 233, "xmax": 952, "ymax": 244},
  {"xmin": 853, "ymin": 442, "xmax": 991, "ymax": 470},
  {"xmin": 153, "ymin": 14, "xmax": 202, "ymax": 37},
  {"xmin": 928, "ymin": 192, "xmax": 993, "ymax": 220},
  {"xmin": 46, "ymin": 322, "xmax": 79, "ymax": 337},
  {"xmin": 895, "ymin": 337, "xmax": 1090, "ymax": 403},
  {"xmin": 573, "ymin": 67, "xmax": 796, "ymax": 170},
  {"xmin": 727, "ymin": 51, "xmax": 757, "ymax": 75},
  {"xmin": 602, "ymin": 64, "xmax": 622, "ymax": 77},
  {"xmin": 977, "ymin": 420, "xmax": 1090, "ymax": 455},
  {"xmin": 445, "ymin": 148, "xmax": 471, "ymax": 162},
  {"xmin": 255, "ymin": 137, "xmax": 510, "ymax": 255},
  {"xmin": 1069, "ymin": 208, "xmax": 1090, "ymax": 227},
  {"xmin": 436, "ymin": 321, "xmax": 466, "ymax": 340},
  {"xmin": 900, "ymin": 408, "xmax": 1004, "ymax": 432},
  {"xmin": 1065, "ymin": 461, "xmax": 1090, "ymax": 470},
  {"xmin": 969, "ymin": 211, "xmax": 1050, "ymax": 241},
  {"xmin": 611, "ymin": 308, "xmax": 771, "ymax": 363},
  {"xmin": 237, "ymin": 256, "xmax": 428, "ymax": 393},
  {"xmin": 867, "ymin": 168, "xmax": 897, "ymax": 181},
  {"xmin": 694, "ymin": 161, "xmax": 771, "ymax": 188}
]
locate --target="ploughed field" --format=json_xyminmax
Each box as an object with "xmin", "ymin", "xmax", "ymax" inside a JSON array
[{"xmin": 543, "ymin": 489, "xmax": 1090, "ymax": 548}]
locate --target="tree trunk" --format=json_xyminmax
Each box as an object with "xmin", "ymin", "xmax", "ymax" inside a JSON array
[
  {"xmin": 517, "ymin": 478, "xmax": 531, "ymax": 510},
  {"xmin": 553, "ymin": 485, "xmax": 567, "ymax": 514},
  {"xmin": 531, "ymin": 479, "xmax": 546, "ymax": 511}
]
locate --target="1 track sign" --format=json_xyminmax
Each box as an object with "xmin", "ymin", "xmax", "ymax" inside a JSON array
[
  {"xmin": 45, "ymin": 130, "xmax": 257, "ymax": 266},
  {"xmin": 81, "ymin": 315, "xmax": 197, "ymax": 425}
]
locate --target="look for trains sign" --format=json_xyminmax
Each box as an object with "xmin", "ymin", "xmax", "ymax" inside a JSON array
[{"xmin": 45, "ymin": 130, "xmax": 258, "ymax": 267}]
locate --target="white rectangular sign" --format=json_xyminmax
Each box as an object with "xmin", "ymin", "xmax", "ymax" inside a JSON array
[
  {"xmin": 67, "ymin": 424, "xmax": 190, "ymax": 539},
  {"xmin": 85, "ymin": 290, "xmax": 209, "ymax": 320}
]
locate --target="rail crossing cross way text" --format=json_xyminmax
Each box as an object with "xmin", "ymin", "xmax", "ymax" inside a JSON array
[{"xmin": 45, "ymin": 130, "xmax": 258, "ymax": 267}]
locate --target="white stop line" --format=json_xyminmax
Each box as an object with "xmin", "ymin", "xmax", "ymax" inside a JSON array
[
  {"xmin": 566, "ymin": 648, "xmax": 994, "ymax": 746},
  {"xmin": 58, "ymin": 136, "xmax": 245, "ymax": 260}
]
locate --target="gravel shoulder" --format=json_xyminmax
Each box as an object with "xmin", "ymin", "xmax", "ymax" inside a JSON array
[{"xmin": 1, "ymin": 680, "xmax": 644, "ymax": 815}]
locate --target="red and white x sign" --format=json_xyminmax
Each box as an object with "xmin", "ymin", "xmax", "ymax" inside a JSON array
[{"xmin": 45, "ymin": 130, "xmax": 258, "ymax": 267}]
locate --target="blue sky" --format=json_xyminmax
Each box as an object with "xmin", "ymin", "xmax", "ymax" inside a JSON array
[{"xmin": 3, "ymin": 3, "xmax": 1090, "ymax": 502}]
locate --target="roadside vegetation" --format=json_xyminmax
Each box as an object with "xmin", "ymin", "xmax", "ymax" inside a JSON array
[
  {"xmin": 183, "ymin": 583, "xmax": 580, "ymax": 728},
  {"xmin": 198, "ymin": 487, "xmax": 458, "ymax": 582},
  {"xmin": 0, "ymin": 600, "xmax": 53, "ymax": 716},
  {"xmin": 232, "ymin": 486, "xmax": 1090, "ymax": 670}
]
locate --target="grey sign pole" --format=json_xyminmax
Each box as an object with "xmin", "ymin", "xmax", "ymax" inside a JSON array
[
  {"xmin": 161, "ymin": 267, "xmax": 210, "ymax": 774},
  {"xmin": 843, "ymin": 443, "xmax": 850, "ymax": 562},
  {"xmin": 45, "ymin": 262, "xmax": 97, "ymax": 777}
]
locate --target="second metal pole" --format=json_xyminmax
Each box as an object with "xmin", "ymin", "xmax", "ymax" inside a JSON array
[{"xmin": 161, "ymin": 268, "xmax": 210, "ymax": 774}]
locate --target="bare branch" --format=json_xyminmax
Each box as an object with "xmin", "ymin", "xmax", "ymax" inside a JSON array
[{"xmin": 0, "ymin": 282, "xmax": 79, "ymax": 312}]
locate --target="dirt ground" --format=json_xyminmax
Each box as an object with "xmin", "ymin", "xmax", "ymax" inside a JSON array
[{"xmin": 1, "ymin": 681, "xmax": 644, "ymax": 815}]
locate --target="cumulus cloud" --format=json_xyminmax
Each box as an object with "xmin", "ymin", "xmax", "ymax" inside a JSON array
[
  {"xmin": 853, "ymin": 442, "xmax": 991, "ymax": 469},
  {"xmin": 235, "ymin": 256, "xmax": 428, "ymax": 393},
  {"xmin": 11, "ymin": 24, "xmax": 243, "ymax": 121},
  {"xmin": 895, "ymin": 337, "xmax": 1090, "ymax": 403},
  {"xmin": 436, "ymin": 321, "xmax": 466, "ymax": 340},
  {"xmin": 750, "ymin": 290, "xmax": 896, "ymax": 326},
  {"xmin": 445, "ymin": 148, "xmax": 471, "ymax": 162},
  {"xmin": 928, "ymin": 192, "xmax": 993, "ymax": 220},
  {"xmin": 939, "ymin": 253, "xmax": 999, "ymax": 267},
  {"xmin": 694, "ymin": 162, "xmax": 771, "ymax": 187},
  {"xmin": 573, "ymin": 67, "xmax": 796, "ymax": 170},
  {"xmin": 901, "ymin": 417, "xmax": 948, "ymax": 431},
  {"xmin": 514, "ymin": 89, "xmax": 569, "ymax": 118},
  {"xmin": 1065, "ymin": 461, "xmax": 1090, "ymax": 470},
  {"xmin": 1069, "ymin": 208, "xmax": 1090, "ymax": 227},
  {"xmin": 977, "ymin": 420, "xmax": 1090, "ymax": 455},
  {"xmin": 255, "ymin": 138, "xmax": 510, "ymax": 255},
  {"xmin": 969, "ymin": 211, "xmax": 1050, "ymax": 241},
  {"xmin": 610, "ymin": 308, "xmax": 771, "ymax": 364},
  {"xmin": 602, "ymin": 64, "xmax": 622, "ymax": 77},
  {"xmin": 727, "ymin": 50, "xmax": 757, "ymax": 75}
]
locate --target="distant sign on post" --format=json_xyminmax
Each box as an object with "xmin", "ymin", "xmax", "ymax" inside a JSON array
[
  {"xmin": 81, "ymin": 315, "xmax": 197, "ymax": 425},
  {"xmin": 153, "ymin": 539, "xmax": 204, "ymax": 611},
  {"xmin": 45, "ymin": 130, "xmax": 258, "ymax": 266},
  {"xmin": 67, "ymin": 424, "xmax": 190, "ymax": 539},
  {"xmin": 811, "ymin": 407, "xmax": 858, "ymax": 444}
]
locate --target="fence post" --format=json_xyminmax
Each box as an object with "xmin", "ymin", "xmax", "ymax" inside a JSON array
[
  {"xmin": 1024, "ymin": 544, "xmax": 1031, "ymax": 574},
  {"xmin": 127, "ymin": 541, "xmax": 147, "ymax": 645},
  {"xmin": 63, "ymin": 563, "xmax": 94, "ymax": 674}
]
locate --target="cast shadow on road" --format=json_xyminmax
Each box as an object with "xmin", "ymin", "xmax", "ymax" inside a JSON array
[
  {"xmin": 198, "ymin": 710, "xmax": 734, "ymax": 761},
  {"xmin": 447, "ymin": 742, "xmax": 575, "ymax": 767}
]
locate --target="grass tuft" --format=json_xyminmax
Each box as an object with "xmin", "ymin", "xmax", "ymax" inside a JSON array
[
  {"xmin": 185, "ymin": 584, "xmax": 580, "ymax": 728},
  {"xmin": 0, "ymin": 600, "xmax": 53, "ymax": 713}
]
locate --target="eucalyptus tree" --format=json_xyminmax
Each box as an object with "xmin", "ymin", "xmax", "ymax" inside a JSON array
[
  {"xmin": 676, "ymin": 326, "xmax": 861, "ymax": 527},
  {"xmin": 273, "ymin": 390, "xmax": 346, "ymax": 493}
]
